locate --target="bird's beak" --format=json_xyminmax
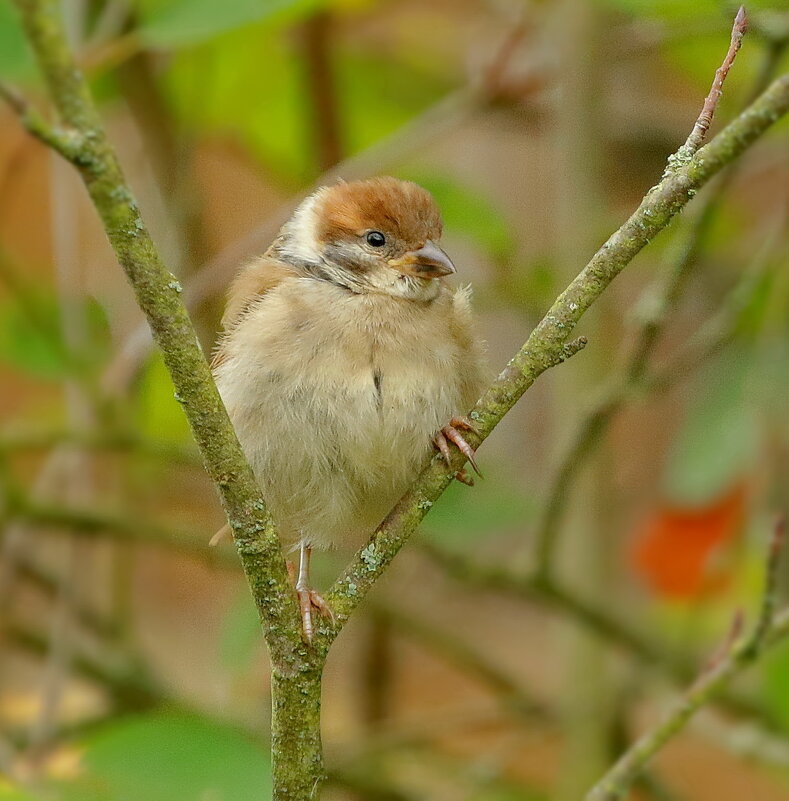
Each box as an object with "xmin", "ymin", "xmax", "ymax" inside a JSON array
[{"xmin": 388, "ymin": 240, "xmax": 456, "ymax": 278}]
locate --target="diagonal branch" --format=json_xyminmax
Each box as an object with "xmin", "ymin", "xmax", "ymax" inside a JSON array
[
  {"xmin": 585, "ymin": 518, "xmax": 788, "ymax": 801},
  {"xmin": 422, "ymin": 542, "xmax": 768, "ymax": 722},
  {"xmin": 5, "ymin": 0, "xmax": 302, "ymax": 663},
  {"xmin": 317, "ymin": 72, "xmax": 789, "ymax": 650}
]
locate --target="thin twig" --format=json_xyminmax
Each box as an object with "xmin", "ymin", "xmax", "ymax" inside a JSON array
[
  {"xmin": 683, "ymin": 6, "xmax": 749, "ymax": 154},
  {"xmin": 585, "ymin": 519, "xmax": 788, "ymax": 801},
  {"xmin": 422, "ymin": 542, "xmax": 769, "ymax": 722},
  {"xmin": 0, "ymin": 81, "xmax": 81, "ymax": 159},
  {"xmin": 743, "ymin": 516, "xmax": 785, "ymax": 658},
  {"xmin": 529, "ymin": 32, "xmax": 787, "ymax": 574}
]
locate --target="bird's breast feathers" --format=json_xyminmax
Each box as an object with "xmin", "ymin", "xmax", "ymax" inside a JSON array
[{"xmin": 213, "ymin": 272, "xmax": 483, "ymax": 548}]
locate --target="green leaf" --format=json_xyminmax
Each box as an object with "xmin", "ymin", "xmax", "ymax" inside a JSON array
[
  {"xmin": 403, "ymin": 172, "xmax": 515, "ymax": 261},
  {"xmin": 136, "ymin": 0, "xmax": 320, "ymax": 48},
  {"xmin": 663, "ymin": 349, "xmax": 759, "ymax": 505},
  {"xmin": 58, "ymin": 712, "xmax": 271, "ymax": 801}
]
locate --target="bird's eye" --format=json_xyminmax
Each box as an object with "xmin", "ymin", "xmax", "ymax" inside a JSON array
[{"xmin": 366, "ymin": 231, "xmax": 386, "ymax": 248}]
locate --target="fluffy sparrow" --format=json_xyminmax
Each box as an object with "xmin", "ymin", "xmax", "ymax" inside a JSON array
[{"xmin": 213, "ymin": 177, "xmax": 486, "ymax": 639}]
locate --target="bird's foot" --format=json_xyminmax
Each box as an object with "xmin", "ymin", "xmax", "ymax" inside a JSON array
[
  {"xmin": 297, "ymin": 587, "xmax": 334, "ymax": 643},
  {"xmin": 433, "ymin": 416, "xmax": 482, "ymax": 482},
  {"xmin": 286, "ymin": 555, "xmax": 334, "ymax": 643}
]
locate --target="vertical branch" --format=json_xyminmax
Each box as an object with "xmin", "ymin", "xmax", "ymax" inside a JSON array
[
  {"xmin": 300, "ymin": 10, "xmax": 343, "ymax": 172},
  {"xmin": 6, "ymin": 0, "xmax": 302, "ymax": 658},
  {"xmin": 27, "ymin": 149, "xmax": 95, "ymax": 759}
]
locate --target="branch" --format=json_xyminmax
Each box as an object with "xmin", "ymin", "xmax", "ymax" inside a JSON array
[
  {"xmin": 316, "ymin": 72, "xmax": 789, "ymax": 650},
  {"xmin": 0, "ymin": 426, "xmax": 200, "ymax": 464},
  {"xmin": 422, "ymin": 543, "xmax": 769, "ymax": 722},
  {"xmin": 6, "ymin": 495, "xmax": 237, "ymax": 568},
  {"xmin": 531, "ymin": 177, "xmax": 782, "ymax": 574},
  {"xmin": 528, "ymin": 14, "xmax": 770, "ymax": 564},
  {"xmin": 585, "ymin": 518, "xmax": 788, "ymax": 801},
  {"xmin": 4, "ymin": 0, "xmax": 302, "ymax": 661},
  {"xmin": 682, "ymin": 6, "xmax": 748, "ymax": 154}
]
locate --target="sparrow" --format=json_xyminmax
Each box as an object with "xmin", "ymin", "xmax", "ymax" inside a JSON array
[{"xmin": 212, "ymin": 177, "xmax": 487, "ymax": 640}]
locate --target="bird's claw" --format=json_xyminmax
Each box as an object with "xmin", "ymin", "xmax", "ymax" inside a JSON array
[{"xmin": 433, "ymin": 416, "xmax": 482, "ymax": 478}]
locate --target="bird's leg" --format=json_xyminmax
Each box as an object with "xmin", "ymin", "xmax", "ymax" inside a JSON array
[
  {"xmin": 294, "ymin": 544, "xmax": 334, "ymax": 642},
  {"xmin": 433, "ymin": 415, "xmax": 482, "ymax": 483}
]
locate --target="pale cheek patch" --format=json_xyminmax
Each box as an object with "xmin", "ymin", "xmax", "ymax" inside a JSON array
[{"xmin": 280, "ymin": 190, "xmax": 327, "ymax": 265}]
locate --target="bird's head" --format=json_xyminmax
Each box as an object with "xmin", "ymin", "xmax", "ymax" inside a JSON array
[{"xmin": 276, "ymin": 177, "xmax": 455, "ymax": 301}]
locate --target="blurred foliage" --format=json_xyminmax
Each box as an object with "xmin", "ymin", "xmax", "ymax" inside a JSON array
[
  {"xmin": 157, "ymin": 7, "xmax": 449, "ymax": 181},
  {"xmin": 0, "ymin": 291, "xmax": 111, "ymax": 380},
  {"xmin": 134, "ymin": 355, "xmax": 194, "ymax": 444},
  {"xmin": 663, "ymin": 349, "xmax": 759, "ymax": 506},
  {"xmin": 219, "ymin": 589, "xmax": 266, "ymax": 675},
  {"xmin": 762, "ymin": 639, "xmax": 789, "ymax": 731},
  {"xmin": 422, "ymin": 472, "xmax": 538, "ymax": 546},
  {"xmin": 0, "ymin": 1, "xmax": 31, "ymax": 79},
  {"xmin": 404, "ymin": 172, "xmax": 515, "ymax": 263},
  {"xmin": 48, "ymin": 712, "xmax": 272, "ymax": 801},
  {"xmin": 1, "ymin": 0, "xmax": 789, "ymax": 798},
  {"xmin": 135, "ymin": 0, "xmax": 322, "ymax": 48},
  {"xmin": 0, "ymin": 786, "xmax": 39, "ymax": 801}
]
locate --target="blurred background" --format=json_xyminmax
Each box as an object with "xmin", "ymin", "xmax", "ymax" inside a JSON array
[{"xmin": 1, "ymin": 0, "xmax": 789, "ymax": 799}]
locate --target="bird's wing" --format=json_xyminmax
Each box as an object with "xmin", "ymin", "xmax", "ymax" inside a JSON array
[
  {"xmin": 211, "ymin": 255, "xmax": 300, "ymax": 370},
  {"xmin": 221, "ymin": 254, "xmax": 301, "ymax": 330}
]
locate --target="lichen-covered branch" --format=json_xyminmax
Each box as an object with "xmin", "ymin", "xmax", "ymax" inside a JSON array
[
  {"xmin": 6, "ymin": 0, "xmax": 302, "ymax": 666},
  {"xmin": 319, "ymin": 72, "xmax": 789, "ymax": 649},
  {"xmin": 5, "ymin": 0, "xmax": 789, "ymax": 796},
  {"xmin": 585, "ymin": 520, "xmax": 788, "ymax": 801},
  {"xmin": 6, "ymin": 2, "xmax": 314, "ymax": 794},
  {"xmin": 530, "ymin": 143, "xmax": 779, "ymax": 575}
]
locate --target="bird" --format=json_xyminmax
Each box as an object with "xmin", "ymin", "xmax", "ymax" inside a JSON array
[{"xmin": 212, "ymin": 176, "xmax": 487, "ymax": 640}]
